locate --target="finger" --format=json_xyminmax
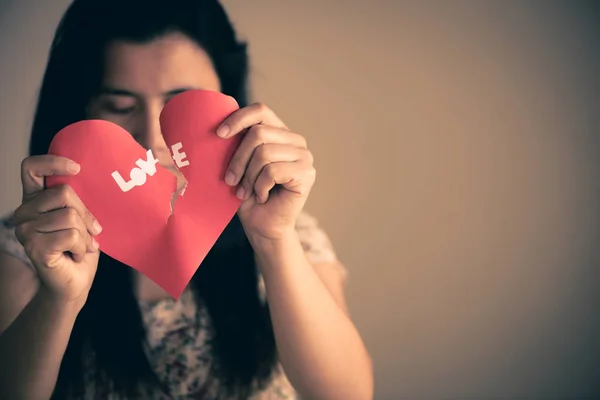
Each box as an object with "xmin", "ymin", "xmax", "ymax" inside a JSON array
[
  {"xmin": 31, "ymin": 207, "xmax": 98, "ymax": 253},
  {"xmin": 47, "ymin": 228, "xmax": 91, "ymax": 264},
  {"xmin": 21, "ymin": 155, "xmax": 81, "ymax": 199},
  {"xmin": 29, "ymin": 228, "xmax": 91, "ymax": 267},
  {"xmin": 15, "ymin": 185, "xmax": 102, "ymax": 237},
  {"xmin": 216, "ymin": 102, "xmax": 288, "ymax": 138},
  {"xmin": 253, "ymin": 161, "xmax": 316, "ymax": 204},
  {"xmin": 237, "ymin": 145, "xmax": 307, "ymax": 201},
  {"xmin": 15, "ymin": 208, "xmax": 96, "ymax": 254},
  {"xmin": 224, "ymin": 125, "xmax": 307, "ymax": 187}
]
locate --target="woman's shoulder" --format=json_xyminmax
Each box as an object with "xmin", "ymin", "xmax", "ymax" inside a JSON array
[
  {"xmin": 295, "ymin": 210, "xmax": 343, "ymax": 267},
  {"xmin": 0, "ymin": 212, "xmax": 34, "ymax": 269}
]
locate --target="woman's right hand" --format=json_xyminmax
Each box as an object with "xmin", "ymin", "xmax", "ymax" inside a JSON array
[{"xmin": 13, "ymin": 155, "xmax": 102, "ymax": 306}]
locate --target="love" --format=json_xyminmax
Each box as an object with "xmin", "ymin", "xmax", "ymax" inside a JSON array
[{"xmin": 111, "ymin": 142, "xmax": 189, "ymax": 192}]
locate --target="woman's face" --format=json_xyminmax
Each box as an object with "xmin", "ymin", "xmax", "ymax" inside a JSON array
[{"xmin": 86, "ymin": 31, "xmax": 221, "ymax": 168}]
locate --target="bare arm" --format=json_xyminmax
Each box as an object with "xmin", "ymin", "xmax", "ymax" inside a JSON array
[
  {"xmin": 251, "ymin": 232, "xmax": 374, "ymax": 400},
  {"xmin": 0, "ymin": 253, "xmax": 83, "ymax": 400},
  {"xmin": 0, "ymin": 155, "xmax": 102, "ymax": 399},
  {"xmin": 215, "ymin": 101, "xmax": 373, "ymax": 398}
]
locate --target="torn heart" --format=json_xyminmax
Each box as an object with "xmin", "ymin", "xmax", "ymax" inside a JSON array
[
  {"xmin": 110, "ymin": 143, "xmax": 189, "ymax": 193},
  {"xmin": 110, "ymin": 142, "xmax": 189, "ymax": 219},
  {"xmin": 166, "ymin": 164, "xmax": 188, "ymax": 218},
  {"xmin": 46, "ymin": 90, "xmax": 243, "ymax": 299}
]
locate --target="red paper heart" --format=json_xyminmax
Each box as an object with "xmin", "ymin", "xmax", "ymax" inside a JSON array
[{"xmin": 46, "ymin": 90, "xmax": 242, "ymax": 299}]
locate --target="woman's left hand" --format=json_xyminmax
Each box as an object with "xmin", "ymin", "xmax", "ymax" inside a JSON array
[{"xmin": 216, "ymin": 102, "xmax": 315, "ymax": 242}]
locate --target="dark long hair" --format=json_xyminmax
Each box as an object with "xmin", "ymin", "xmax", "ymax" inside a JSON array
[{"xmin": 29, "ymin": 0, "xmax": 278, "ymax": 398}]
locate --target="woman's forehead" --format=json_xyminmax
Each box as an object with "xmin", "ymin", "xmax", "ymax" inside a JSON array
[{"xmin": 101, "ymin": 32, "xmax": 221, "ymax": 95}]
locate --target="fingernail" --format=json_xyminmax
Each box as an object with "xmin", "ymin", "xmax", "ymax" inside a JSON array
[
  {"xmin": 67, "ymin": 161, "xmax": 81, "ymax": 174},
  {"xmin": 92, "ymin": 220, "xmax": 103, "ymax": 235},
  {"xmin": 236, "ymin": 186, "xmax": 245, "ymax": 200},
  {"xmin": 225, "ymin": 171, "xmax": 236, "ymax": 186},
  {"xmin": 217, "ymin": 124, "xmax": 230, "ymax": 138},
  {"xmin": 92, "ymin": 238, "xmax": 100, "ymax": 249}
]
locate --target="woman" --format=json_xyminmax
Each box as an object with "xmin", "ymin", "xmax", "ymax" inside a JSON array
[{"xmin": 0, "ymin": 0, "xmax": 373, "ymax": 399}]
